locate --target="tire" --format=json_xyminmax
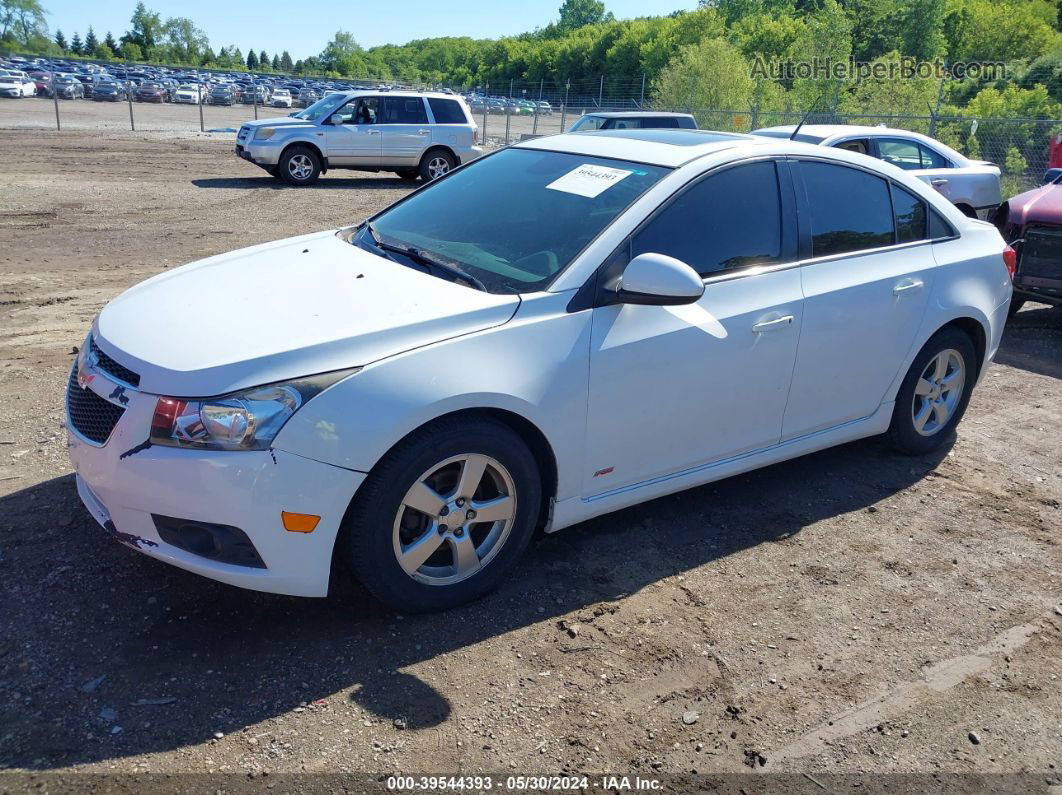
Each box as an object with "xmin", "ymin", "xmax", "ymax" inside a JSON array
[
  {"xmin": 887, "ymin": 327, "xmax": 977, "ymax": 455},
  {"xmin": 278, "ymin": 145, "xmax": 321, "ymax": 186},
  {"xmin": 344, "ymin": 416, "xmax": 542, "ymax": 613},
  {"xmin": 394, "ymin": 168, "xmax": 419, "ymax": 181},
  {"xmin": 419, "ymin": 149, "xmax": 456, "ymax": 182},
  {"xmin": 1007, "ymin": 297, "xmax": 1026, "ymax": 318}
]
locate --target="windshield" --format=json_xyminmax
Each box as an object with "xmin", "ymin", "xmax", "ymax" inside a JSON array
[
  {"xmin": 358, "ymin": 148, "xmax": 669, "ymax": 294},
  {"xmin": 569, "ymin": 115, "xmax": 606, "ymax": 132},
  {"xmin": 292, "ymin": 92, "xmax": 347, "ymax": 121}
]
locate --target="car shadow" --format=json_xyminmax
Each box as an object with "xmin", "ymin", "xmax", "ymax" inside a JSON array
[
  {"xmin": 191, "ymin": 177, "xmax": 416, "ymax": 191},
  {"xmin": 0, "ymin": 435, "xmax": 949, "ymax": 770},
  {"xmin": 995, "ymin": 303, "xmax": 1062, "ymax": 379}
]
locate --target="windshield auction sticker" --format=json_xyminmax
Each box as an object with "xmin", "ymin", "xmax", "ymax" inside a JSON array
[{"xmin": 546, "ymin": 164, "xmax": 632, "ymax": 198}]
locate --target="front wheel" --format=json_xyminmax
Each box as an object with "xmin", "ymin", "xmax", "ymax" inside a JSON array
[
  {"xmin": 419, "ymin": 149, "xmax": 455, "ymax": 181},
  {"xmin": 888, "ymin": 327, "xmax": 977, "ymax": 455},
  {"xmin": 343, "ymin": 417, "xmax": 542, "ymax": 613},
  {"xmin": 278, "ymin": 146, "xmax": 321, "ymax": 186}
]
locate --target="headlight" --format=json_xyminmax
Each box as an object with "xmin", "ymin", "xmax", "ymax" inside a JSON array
[
  {"xmin": 149, "ymin": 369, "xmax": 358, "ymax": 451},
  {"xmin": 254, "ymin": 127, "xmax": 276, "ymax": 140}
]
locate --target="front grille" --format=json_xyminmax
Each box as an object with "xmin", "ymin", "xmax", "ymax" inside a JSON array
[
  {"xmin": 90, "ymin": 337, "xmax": 140, "ymax": 387},
  {"xmin": 1019, "ymin": 226, "xmax": 1062, "ymax": 282},
  {"xmin": 66, "ymin": 367, "xmax": 125, "ymax": 445}
]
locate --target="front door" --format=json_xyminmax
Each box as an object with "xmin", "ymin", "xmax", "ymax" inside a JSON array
[
  {"xmin": 321, "ymin": 97, "xmax": 382, "ymax": 165},
  {"xmin": 781, "ymin": 160, "xmax": 935, "ymax": 439},
  {"xmin": 584, "ymin": 160, "xmax": 804, "ymax": 494}
]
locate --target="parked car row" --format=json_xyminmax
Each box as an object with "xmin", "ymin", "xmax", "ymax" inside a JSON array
[{"xmin": 467, "ymin": 94, "xmax": 553, "ymax": 116}]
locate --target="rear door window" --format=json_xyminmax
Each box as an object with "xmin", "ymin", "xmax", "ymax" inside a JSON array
[
  {"xmin": 798, "ymin": 161, "xmax": 894, "ymax": 257},
  {"xmin": 640, "ymin": 117, "xmax": 679, "ymax": 129},
  {"xmin": 892, "ymin": 184, "xmax": 927, "ymax": 243},
  {"xmin": 381, "ymin": 96, "xmax": 428, "ymax": 124}
]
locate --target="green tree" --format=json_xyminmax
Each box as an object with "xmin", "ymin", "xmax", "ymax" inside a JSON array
[
  {"xmin": 838, "ymin": 51, "xmax": 939, "ymax": 122},
  {"xmin": 259, "ymin": 50, "xmax": 269, "ymax": 69},
  {"xmin": 120, "ymin": 40, "xmax": 143, "ymax": 61},
  {"xmin": 1, "ymin": 0, "xmax": 48, "ymax": 43},
  {"xmin": 246, "ymin": 49, "xmax": 258, "ymax": 69},
  {"xmin": 557, "ymin": 0, "xmax": 611, "ymax": 31},
  {"xmin": 280, "ymin": 50, "xmax": 293, "ymax": 71},
  {"xmin": 123, "ymin": 2, "xmax": 162, "ymax": 50},
  {"xmin": 162, "ymin": 17, "xmax": 208, "ymax": 63},
  {"xmin": 104, "ymin": 30, "xmax": 117, "ymax": 52},
  {"xmin": 653, "ymin": 38, "xmax": 760, "ymax": 117},
  {"xmin": 54, "ymin": 28, "xmax": 67, "ymax": 51},
  {"xmin": 320, "ymin": 30, "xmax": 365, "ymax": 74},
  {"xmin": 93, "ymin": 42, "xmax": 115, "ymax": 60},
  {"xmin": 271, "ymin": 53, "xmax": 280, "ymax": 70},
  {"xmin": 84, "ymin": 26, "xmax": 98, "ymax": 53},
  {"xmin": 69, "ymin": 31, "xmax": 82, "ymax": 55}
]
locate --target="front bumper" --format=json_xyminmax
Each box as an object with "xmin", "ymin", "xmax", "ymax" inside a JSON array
[
  {"xmin": 67, "ymin": 357, "xmax": 364, "ymax": 597},
  {"xmin": 235, "ymin": 136, "xmax": 285, "ymax": 166}
]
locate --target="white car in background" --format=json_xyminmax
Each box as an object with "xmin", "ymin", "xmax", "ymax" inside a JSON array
[
  {"xmin": 0, "ymin": 70, "xmax": 37, "ymax": 98},
  {"xmin": 173, "ymin": 83, "xmax": 204, "ymax": 104},
  {"xmin": 752, "ymin": 124, "xmax": 1002, "ymax": 220},
  {"xmin": 67, "ymin": 129, "xmax": 1013, "ymax": 613},
  {"xmin": 270, "ymin": 88, "xmax": 293, "ymax": 108}
]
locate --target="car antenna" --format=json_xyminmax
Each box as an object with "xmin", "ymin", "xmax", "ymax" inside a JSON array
[{"xmin": 789, "ymin": 96, "xmax": 825, "ymax": 141}]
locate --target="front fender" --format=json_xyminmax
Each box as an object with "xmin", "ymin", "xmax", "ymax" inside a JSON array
[{"xmin": 272, "ymin": 293, "xmax": 592, "ymax": 502}]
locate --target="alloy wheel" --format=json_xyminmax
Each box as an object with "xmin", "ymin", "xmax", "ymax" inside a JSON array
[
  {"xmin": 911, "ymin": 348, "xmax": 965, "ymax": 436},
  {"xmin": 427, "ymin": 156, "xmax": 451, "ymax": 179},
  {"xmin": 288, "ymin": 154, "xmax": 313, "ymax": 181},
  {"xmin": 392, "ymin": 454, "xmax": 517, "ymax": 586}
]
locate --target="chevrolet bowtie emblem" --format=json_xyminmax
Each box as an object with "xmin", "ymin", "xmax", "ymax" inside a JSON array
[{"xmin": 78, "ymin": 349, "xmax": 99, "ymax": 389}]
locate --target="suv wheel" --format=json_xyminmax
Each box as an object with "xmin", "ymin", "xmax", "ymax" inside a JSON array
[
  {"xmin": 343, "ymin": 416, "xmax": 542, "ymax": 613},
  {"xmin": 419, "ymin": 150, "xmax": 455, "ymax": 181},
  {"xmin": 279, "ymin": 146, "xmax": 321, "ymax": 186},
  {"xmin": 888, "ymin": 327, "xmax": 976, "ymax": 455},
  {"xmin": 394, "ymin": 168, "xmax": 419, "ymax": 181}
]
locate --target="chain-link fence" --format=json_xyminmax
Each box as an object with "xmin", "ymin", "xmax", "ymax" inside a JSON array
[{"xmin": 4, "ymin": 64, "xmax": 1062, "ymax": 194}]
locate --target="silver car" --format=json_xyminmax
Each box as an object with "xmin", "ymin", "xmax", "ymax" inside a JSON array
[
  {"xmin": 752, "ymin": 124, "xmax": 1002, "ymax": 220},
  {"xmin": 235, "ymin": 90, "xmax": 482, "ymax": 185}
]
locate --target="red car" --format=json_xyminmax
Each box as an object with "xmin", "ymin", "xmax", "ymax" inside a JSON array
[
  {"xmin": 136, "ymin": 82, "xmax": 168, "ymax": 102},
  {"xmin": 995, "ymin": 171, "xmax": 1062, "ymax": 314}
]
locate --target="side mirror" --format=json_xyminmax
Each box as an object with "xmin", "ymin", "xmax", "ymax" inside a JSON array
[{"xmin": 613, "ymin": 252, "xmax": 704, "ymax": 306}]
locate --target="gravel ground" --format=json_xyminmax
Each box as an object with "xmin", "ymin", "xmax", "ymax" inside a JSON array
[{"xmin": 0, "ymin": 125, "xmax": 1059, "ymax": 791}]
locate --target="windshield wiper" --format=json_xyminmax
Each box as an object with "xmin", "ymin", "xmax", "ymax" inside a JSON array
[{"xmin": 364, "ymin": 223, "xmax": 487, "ymax": 291}]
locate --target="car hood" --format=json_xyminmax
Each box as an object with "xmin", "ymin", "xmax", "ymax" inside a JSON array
[
  {"xmin": 94, "ymin": 231, "xmax": 520, "ymax": 397},
  {"xmin": 1005, "ymin": 182, "xmax": 1062, "ymax": 227},
  {"xmin": 241, "ymin": 117, "xmax": 310, "ymax": 129}
]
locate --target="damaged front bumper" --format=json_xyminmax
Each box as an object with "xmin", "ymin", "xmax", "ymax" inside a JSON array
[{"xmin": 66, "ymin": 353, "xmax": 364, "ymax": 597}]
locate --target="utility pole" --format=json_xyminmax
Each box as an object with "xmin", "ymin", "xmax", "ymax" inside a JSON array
[
  {"xmin": 50, "ymin": 72, "xmax": 60, "ymax": 131},
  {"xmin": 560, "ymin": 79, "xmax": 570, "ymax": 131},
  {"xmin": 127, "ymin": 83, "xmax": 135, "ymax": 131},
  {"xmin": 198, "ymin": 84, "xmax": 205, "ymax": 132},
  {"xmin": 252, "ymin": 74, "xmax": 258, "ymax": 120},
  {"xmin": 598, "ymin": 75, "xmax": 604, "ymax": 107},
  {"xmin": 929, "ymin": 62, "xmax": 947, "ymax": 138},
  {"xmin": 640, "ymin": 73, "xmax": 645, "ymax": 106}
]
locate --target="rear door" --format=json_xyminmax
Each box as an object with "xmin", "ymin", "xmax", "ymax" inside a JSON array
[
  {"xmin": 781, "ymin": 160, "xmax": 936, "ymax": 439},
  {"xmin": 380, "ymin": 96, "xmax": 431, "ymax": 167}
]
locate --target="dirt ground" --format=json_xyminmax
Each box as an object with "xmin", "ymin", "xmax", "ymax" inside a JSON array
[{"xmin": 0, "ymin": 123, "xmax": 1059, "ymax": 792}]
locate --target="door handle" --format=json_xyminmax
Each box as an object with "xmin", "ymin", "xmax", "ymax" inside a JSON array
[
  {"xmin": 417, "ymin": 129, "xmax": 431, "ymax": 135},
  {"xmin": 930, "ymin": 178, "xmax": 948, "ymax": 187},
  {"xmin": 893, "ymin": 278, "xmax": 924, "ymax": 295},
  {"xmin": 367, "ymin": 129, "xmax": 381, "ymax": 135},
  {"xmin": 752, "ymin": 315, "xmax": 794, "ymax": 333}
]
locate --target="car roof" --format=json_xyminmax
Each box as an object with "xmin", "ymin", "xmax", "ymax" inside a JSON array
[
  {"xmin": 515, "ymin": 129, "xmax": 766, "ymax": 168},
  {"xmin": 752, "ymin": 124, "xmax": 970, "ymax": 164},
  {"xmin": 584, "ymin": 111, "xmax": 694, "ymax": 119}
]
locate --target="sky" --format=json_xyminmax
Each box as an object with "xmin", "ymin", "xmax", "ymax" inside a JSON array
[{"xmin": 43, "ymin": 0, "xmax": 701, "ymax": 61}]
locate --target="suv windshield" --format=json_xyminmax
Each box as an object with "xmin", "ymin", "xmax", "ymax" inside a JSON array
[
  {"xmin": 353, "ymin": 148, "xmax": 669, "ymax": 294},
  {"xmin": 293, "ymin": 93, "xmax": 347, "ymax": 121}
]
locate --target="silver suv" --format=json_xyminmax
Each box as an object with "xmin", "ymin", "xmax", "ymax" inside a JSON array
[{"xmin": 235, "ymin": 90, "xmax": 482, "ymax": 186}]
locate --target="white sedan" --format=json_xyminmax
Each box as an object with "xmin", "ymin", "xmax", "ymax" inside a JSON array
[
  {"xmin": 67, "ymin": 130, "xmax": 1014, "ymax": 612},
  {"xmin": 0, "ymin": 70, "xmax": 37, "ymax": 98},
  {"xmin": 173, "ymin": 84, "xmax": 204, "ymax": 104}
]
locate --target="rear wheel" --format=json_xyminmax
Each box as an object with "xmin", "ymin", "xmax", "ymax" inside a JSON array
[
  {"xmin": 888, "ymin": 327, "xmax": 976, "ymax": 455},
  {"xmin": 344, "ymin": 417, "xmax": 541, "ymax": 613},
  {"xmin": 279, "ymin": 146, "xmax": 321, "ymax": 186},
  {"xmin": 419, "ymin": 149, "xmax": 455, "ymax": 182}
]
